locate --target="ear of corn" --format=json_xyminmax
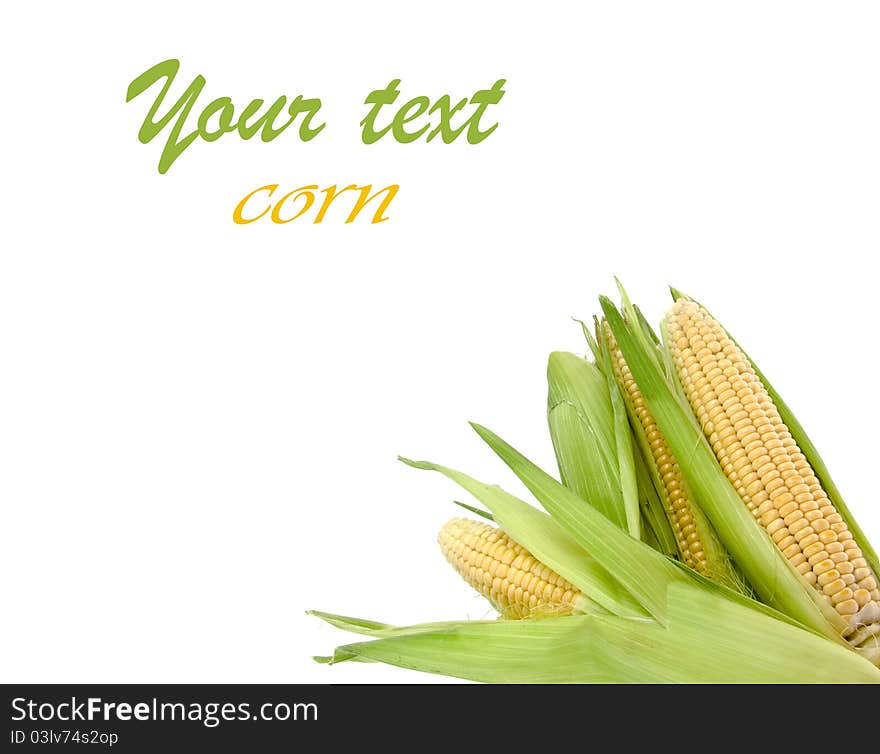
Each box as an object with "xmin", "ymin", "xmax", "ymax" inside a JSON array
[
  {"xmin": 438, "ymin": 517, "xmax": 587, "ymax": 618},
  {"xmin": 399, "ymin": 456, "xmax": 649, "ymax": 619},
  {"xmin": 603, "ymin": 295, "xmax": 880, "ymax": 664},
  {"xmin": 684, "ymin": 288, "xmax": 880, "ymax": 593},
  {"xmin": 665, "ymin": 296, "xmax": 880, "ymax": 647},
  {"xmin": 580, "ymin": 315, "xmax": 685, "ymax": 556},
  {"xmin": 602, "ymin": 320, "xmax": 745, "ymax": 592},
  {"xmin": 468, "ymin": 423, "xmax": 687, "ymax": 624}
]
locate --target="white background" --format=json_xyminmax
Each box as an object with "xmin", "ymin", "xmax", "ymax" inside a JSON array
[{"xmin": 2, "ymin": 2, "xmax": 879, "ymax": 682}]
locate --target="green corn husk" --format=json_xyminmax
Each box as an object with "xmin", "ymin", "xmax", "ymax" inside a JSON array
[
  {"xmin": 312, "ymin": 283, "xmax": 880, "ymax": 680},
  {"xmin": 399, "ymin": 456, "xmax": 647, "ymax": 619},
  {"xmin": 311, "ymin": 580, "xmax": 880, "ymax": 683},
  {"xmin": 546, "ymin": 351, "xmax": 640, "ymax": 537},
  {"xmin": 632, "ymin": 444, "xmax": 680, "ymax": 559},
  {"xmin": 466, "ymin": 424, "xmax": 688, "ymax": 625}
]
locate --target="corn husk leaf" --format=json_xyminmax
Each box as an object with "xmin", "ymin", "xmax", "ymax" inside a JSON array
[
  {"xmin": 583, "ymin": 314, "xmax": 678, "ymax": 555},
  {"xmin": 547, "ymin": 401, "xmax": 624, "ymax": 526},
  {"xmin": 452, "ymin": 500, "xmax": 494, "ymax": 521},
  {"xmin": 547, "ymin": 352, "xmax": 633, "ymax": 533},
  {"xmin": 633, "ymin": 445, "xmax": 679, "ymax": 558},
  {"xmin": 312, "ymin": 581, "xmax": 880, "ymax": 683},
  {"xmin": 575, "ymin": 328, "xmax": 645, "ymax": 540},
  {"xmin": 599, "ymin": 343, "xmax": 641, "ymax": 539},
  {"xmin": 399, "ymin": 457, "xmax": 647, "ymax": 618},
  {"xmin": 468, "ymin": 423, "xmax": 687, "ymax": 624}
]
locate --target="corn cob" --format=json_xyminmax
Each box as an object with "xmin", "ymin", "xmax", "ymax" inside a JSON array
[
  {"xmin": 438, "ymin": 518, "xmax": 584, "ymax": 619},
  {"xmin": 604, "ymin": 324, "xmax": 710, "ymax": 575},
  {"xmin": 666, "ymin": 298, "xmax": 880, "ymax": 644}
]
